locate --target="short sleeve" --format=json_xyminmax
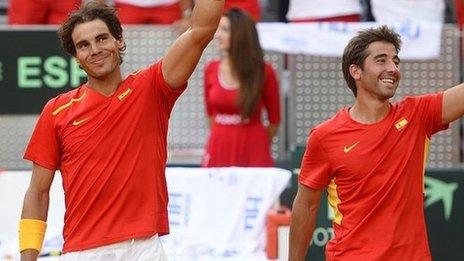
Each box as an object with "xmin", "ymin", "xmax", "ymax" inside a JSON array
[
  {"xmin": 142, "ymin": 60, "xmax": 187, "ymax": 110},
  {"xmin": 23, "ymin": 100, "xmax": 61, "ymax": 171},
  {"xmin": 262, "ymin": 63, "xmax": 281, "ymax": 124},
  {"xmin": 299, "ymin": 130, "xmax": 333, "ymax": 190},
  {"xmin": 413, "ymin": 92, "xmax": 448, "ymax": 137}
]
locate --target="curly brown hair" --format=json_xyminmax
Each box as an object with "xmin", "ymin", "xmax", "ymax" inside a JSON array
[
  {"xmin": 342, "ymin": 26, "xmax": 402, "ymax": 97},
  {"xmin": 57, "ymin": 1, "xmax": 126, "ymax": 64}
]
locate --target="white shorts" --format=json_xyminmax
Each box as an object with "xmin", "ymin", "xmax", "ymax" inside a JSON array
[{"xmin": 60, "ymin": 234, "xmax": 167, "ymax": 261}]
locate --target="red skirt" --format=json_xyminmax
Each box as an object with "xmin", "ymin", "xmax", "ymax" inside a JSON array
[{"xmin": 202, "ymin": 123, "xmax": 273, "ymax": 167}]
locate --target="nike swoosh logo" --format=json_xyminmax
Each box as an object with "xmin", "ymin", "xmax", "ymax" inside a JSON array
[
  {"xmin": 344, "ymin": 141, "xmax": 360, "ymax": 153},
  {"xmin": 72, "ymin": 117, "xmax": 89, "ymax": 126}
]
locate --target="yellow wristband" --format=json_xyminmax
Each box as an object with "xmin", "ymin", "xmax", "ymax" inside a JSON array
[{"xmin": 19, "ymin": 219, "xmax": 47, "ymax": 253}]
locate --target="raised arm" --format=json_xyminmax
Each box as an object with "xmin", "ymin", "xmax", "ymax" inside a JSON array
[
  {"xmin": 289, "ymin": 183, "xmax": 323, "ymax": 261},
  {"xmin": 162, "ymin": 0, "xmax": 224, "ymax": 88},
  {"xmin": 20, "ymin": 164, "xmax": 55, "ymax": 261},
  {"xmin": 173, "ymin": 0, "xmax": 195, "ymax": 33},
  {"xmin": 442, "ymin": 83, "xmax": 464, "ymax": 124}
]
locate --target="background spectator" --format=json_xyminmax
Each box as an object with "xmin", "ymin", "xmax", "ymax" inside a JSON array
[
  {"xmin": 286, "ymin": 0, "xmax": 362, "ymax": 22},
  {"xmin": 453, "ymin": 0, "xmax": 464, "ymax": 28},
  {"xmin": 182, "ymin": 0, "xmax": 262, "ymax": 21},
  {"xmin": 224, "ymin": 0, "xmax": 261, "ymax": 21},
  {"xmin": 8, "ymin": 0, "xmax": 81, "ymax": 24},
  {"xmin": 370, "ymin": 0, "xmax": 445, "ymax": 23},
  {"xmin": 114, "ymin": 0, "xmax": 192, "ymax": 32},
  {"xmin": 202, "ymin": 8, "xmax": 281, "ymax": 167}
]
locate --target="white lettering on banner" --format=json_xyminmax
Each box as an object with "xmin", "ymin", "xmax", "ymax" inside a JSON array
[
  {"xmin": 257, "ymin": 21, "xmax": 442, "ymax": 59},
  {"xmin": 312, "ymin": 227, "xmax": 335, "ymax": 247}
]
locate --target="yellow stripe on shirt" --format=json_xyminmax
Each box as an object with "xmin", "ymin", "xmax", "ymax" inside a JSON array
[
  {"xmin": 327, "ymin": 178, "xmax": 343, "ymax": 225},
  {"xmin": 52, "ymin": 90, "xmax": 87, "ymax": 116}
]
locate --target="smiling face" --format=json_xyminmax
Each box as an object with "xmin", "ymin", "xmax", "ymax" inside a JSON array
[
  {"xmin": 72, "ymin": 19, "xmax": 124, "ymax": 80},
  {"xmin": 351, "ymin": 41, "xmax": 402, "ymax": 101}
]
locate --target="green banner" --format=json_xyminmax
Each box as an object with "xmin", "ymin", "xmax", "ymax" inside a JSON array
[
  {"xmin": 0, "ymin": 30, "xmax": 87, "ymax": 114},
  {"xmin": 425, "ymin": 169, "xmax": 464, "ymax": 260}
]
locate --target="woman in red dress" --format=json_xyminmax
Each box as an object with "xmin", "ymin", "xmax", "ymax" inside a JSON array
[
  {"xmin": 202, "ymin": 8, "xmax": 281, "ymax": 167},
  {"xmin": 224, "ymin": 0, "xmax": 261, "ymax": 21}
]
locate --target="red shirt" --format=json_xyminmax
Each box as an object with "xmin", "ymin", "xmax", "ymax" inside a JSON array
[
  {"xmin": 8, "ymin": 0, "xmax": 81, "ymax": 24},
  {"xmin": 202, "ymin": 61, "xmax": 280, "ymax": 167},
  {"xmin": 203, "ymin": 61, "xmax": 280, "ymax": 126},
  {"xmin": 299, "ymin": 93, "xmax": 448, "ymax": 260},
  {"xmin": 225, "ymin": 0, "xmax": 261, "ymax": 21},
  {"xmin": 24, "ymin": 61, "xmax": 186, "ymax": 252},
  {"xmin": 455, "ymin": 0, "xmax": 464, "ymax": 29}
]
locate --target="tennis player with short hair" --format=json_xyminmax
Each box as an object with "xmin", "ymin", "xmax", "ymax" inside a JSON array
[
  {"xmin": 18, "ymin": 0, "xmax": 224, "ymax": 260},
  {"xmin": 289, "ymin": 26, "xmax": 464, "ymax": 260}
]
